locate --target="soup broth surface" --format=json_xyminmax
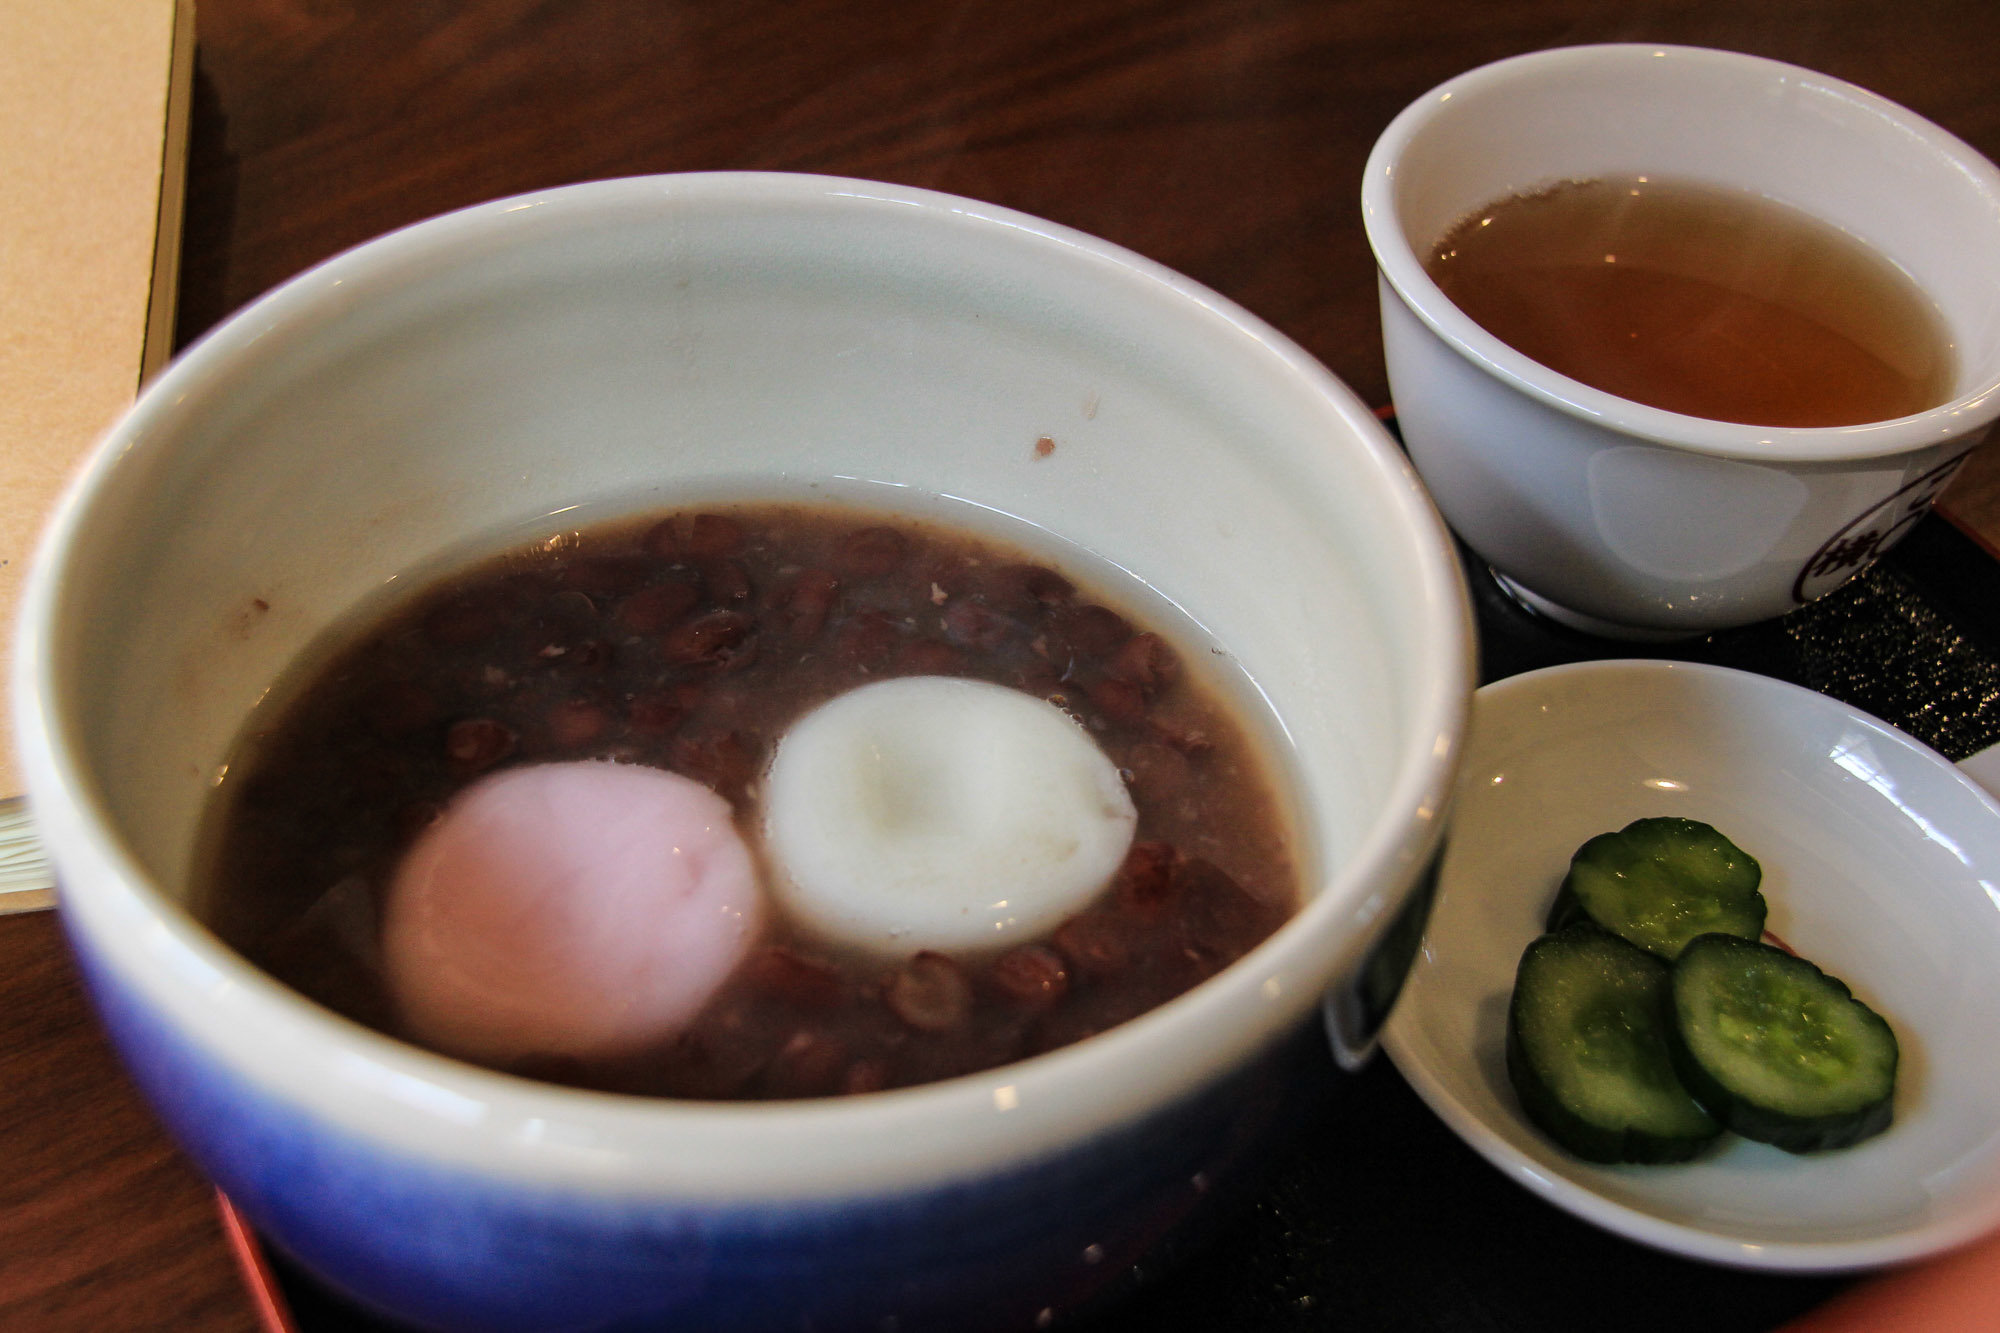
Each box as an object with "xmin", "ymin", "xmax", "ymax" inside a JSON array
[
  {"xmin": 199, "ymin": 499, "xmax": 1299, "ymax": 1099},
  {"xmin": 1424, "ymin": 176, "xmax": 1954, "ymax": 428}
]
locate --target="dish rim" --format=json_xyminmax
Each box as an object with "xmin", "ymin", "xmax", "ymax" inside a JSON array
[{"xmin": 1383, "ymin": 656, "xmax": 2000, "ymax": 1272}]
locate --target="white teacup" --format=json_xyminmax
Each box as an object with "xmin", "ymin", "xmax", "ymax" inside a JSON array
[{"xmin": 1364, "ymin": 44, "xmax": 2000, "ymax": 638}]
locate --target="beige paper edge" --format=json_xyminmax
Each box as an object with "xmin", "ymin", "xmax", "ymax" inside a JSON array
[{"xmin": 0, "ymin": 0, "xmax": 193, "ymax": 911}]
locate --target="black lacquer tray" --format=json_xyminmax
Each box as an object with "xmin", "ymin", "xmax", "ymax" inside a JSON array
[{"xmin": 263, "ymin": 510, "xmax": 2000, "ymax": 1332}]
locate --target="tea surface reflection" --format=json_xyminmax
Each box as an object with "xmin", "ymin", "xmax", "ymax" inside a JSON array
[{"xmin": 1425, "ymin": 177, "xmax": 1954, "ymax": 428}]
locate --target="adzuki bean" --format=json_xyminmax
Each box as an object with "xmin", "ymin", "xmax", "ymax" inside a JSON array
[{"xmin": 202, "ymin": 502, "xmax": 1297, "ymax": 1101}]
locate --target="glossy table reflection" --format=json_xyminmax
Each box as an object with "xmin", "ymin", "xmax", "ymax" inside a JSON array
[{"xmin": 6, "ymin": 1, "xmax": 2000, "ymax": 1328}]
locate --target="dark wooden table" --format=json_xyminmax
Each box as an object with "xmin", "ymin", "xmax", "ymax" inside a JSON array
[{"xmin": 9, "ymin": 2, "xmax": 2000, "ymax": 1328}]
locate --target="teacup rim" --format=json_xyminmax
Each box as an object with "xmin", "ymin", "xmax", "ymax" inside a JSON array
[{"xmin": 1361, "ymin": 42, "xmax": 2000, "ymax": 464}]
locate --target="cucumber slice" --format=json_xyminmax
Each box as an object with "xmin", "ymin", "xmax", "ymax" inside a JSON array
[
  {"xmin": 1668, "ymin": 933, "xmax": 1898, "ymax": 1153},
  {"xmin": 1549, "ymin": 817, "xmax": 1766, "ymax": 961},
  {"xmin": 1506, "ymin": 925, "xmax": 1723, "ymax": 1164}
]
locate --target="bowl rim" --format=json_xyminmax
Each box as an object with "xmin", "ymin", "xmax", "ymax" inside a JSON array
[
  {"xmin": 15, "ymin": 171, "xmax": 1475, "ymax": 1198},
  {"xmin": 1360, "ymin": 42, "xmax": 2000, "ymax": 464}
]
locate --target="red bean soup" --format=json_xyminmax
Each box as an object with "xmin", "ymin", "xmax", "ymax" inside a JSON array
[{"xmin": 197, "ymin": 500, "xmax": 1301, "ymax": 1099}]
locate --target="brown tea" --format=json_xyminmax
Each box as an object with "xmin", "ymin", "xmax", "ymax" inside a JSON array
[{"xmin": 1423, "ymin": 176, "xmax": 1954, "ymax": 428}]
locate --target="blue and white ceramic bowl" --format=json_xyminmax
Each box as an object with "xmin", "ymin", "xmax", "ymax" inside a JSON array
[{"xmin": 13, "ymin": 174, "xmax": 1471, "ymax": 1332}]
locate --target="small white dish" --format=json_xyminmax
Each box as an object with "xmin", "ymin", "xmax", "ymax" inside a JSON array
[{"xmin": 1382, "ymin": 659, "xmax": 2000, "ymax": 1271}]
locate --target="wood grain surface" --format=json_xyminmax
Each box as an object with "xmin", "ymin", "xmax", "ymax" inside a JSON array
[{"xmin": 10, "ymin": 2, "xmax": 2000, "ymax": 1329}]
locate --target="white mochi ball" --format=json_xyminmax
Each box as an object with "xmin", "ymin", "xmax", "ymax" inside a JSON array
[{"xmin": 761, "ymin": 676, "xmax": 1137, "ymax": 953}]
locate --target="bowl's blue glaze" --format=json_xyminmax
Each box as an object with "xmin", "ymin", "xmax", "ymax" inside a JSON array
[{"xmin": 73, "ymin": 918, "xmax": 1304, "ymax": 1332}]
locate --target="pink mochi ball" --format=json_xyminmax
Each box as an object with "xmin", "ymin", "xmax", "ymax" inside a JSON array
[{"xmin": 381, "ymin": 760, "xmax": 763, "ymax": 1067}]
